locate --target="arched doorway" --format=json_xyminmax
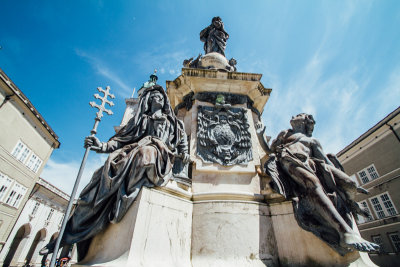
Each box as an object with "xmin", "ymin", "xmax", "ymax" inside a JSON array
[
  {"xmin": 40, "ymin": 232, "xmax": 58, "ymax": 267},
  {"xmin": 24, "ymin": 228, "xmax": 46, "ymax": 266},
  {"xmin": 2, "ymin": 224, "xmax": 31, "ymax": 267}
]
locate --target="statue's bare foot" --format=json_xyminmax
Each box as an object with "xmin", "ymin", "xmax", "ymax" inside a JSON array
[
  {"xmin": 356, "ymin": 187, "xmax": 369, "ymax": 195},
  {"xmin": 343, "ymin": 232, "xmax": 380, "ymax": 252}
]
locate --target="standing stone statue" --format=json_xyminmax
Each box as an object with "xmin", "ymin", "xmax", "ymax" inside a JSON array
[
  {"xmin": 40, "ymin": 85, "xmax": 189, "ymax": 261},
  {"xmin": 200, "ymin": 16, "xmax": 229, "ymax": 56},
  {"xmin": 265, "ymin": 113, "xmax": 379, "ymax": 255}
]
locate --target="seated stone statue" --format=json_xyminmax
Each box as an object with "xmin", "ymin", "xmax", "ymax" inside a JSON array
[
  {"xmin": 264, "ymin": 113, "xmax": 379, "ymax": 255},
  {"xmin": 40, "ymin": 85, "xmax": 189, "ymax": 261}
]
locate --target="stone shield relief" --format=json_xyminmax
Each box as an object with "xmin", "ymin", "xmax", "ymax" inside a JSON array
[{"xmin": 197, "ymin": 105, "xmax": 252, "ymax": 166}]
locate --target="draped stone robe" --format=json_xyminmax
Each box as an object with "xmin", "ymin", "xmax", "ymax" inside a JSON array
[{"xmin": 61, "ymin": 86, "xmax": 188, "ymax": 260}]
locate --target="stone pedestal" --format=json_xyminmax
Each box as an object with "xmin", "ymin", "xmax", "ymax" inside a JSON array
[
  {"xmin": 73, "ymin": 187, "xmax": 192, "ymax": 267},
  {"xmin": 191, "ymin": 201, "xmax": 278, "ymax": 267},
  {"xmin": 269, "ymin": 201, "xmax": 378, "ymax": 267}
]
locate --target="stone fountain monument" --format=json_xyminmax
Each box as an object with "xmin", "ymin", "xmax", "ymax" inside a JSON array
[{"xmin": 40, "ymin": 17, "xmax": 379, "ymax": 267}]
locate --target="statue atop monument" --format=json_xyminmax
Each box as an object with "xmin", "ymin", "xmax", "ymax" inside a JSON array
[
  {"xmin": 265, "ymin": 113, "xmax": 379, "ymax": 255},
  {"xmin": 40, "ymin": 83, "xmax": 189, "ymax": 261},
  {"xmin": 200, "ymin": 16, "xmax": 229, "ymax": 56},
  {"xmin": 183, "ymin": 16, "xmax": 237, "ymax": 72}
]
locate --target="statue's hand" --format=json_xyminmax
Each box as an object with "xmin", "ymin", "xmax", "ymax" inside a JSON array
[
  {"xmin": 84, "ymin": 136, "xmax": 102, "ymax": 152},
  {"xmin": 182, "ymin": 153, "xmax": 190, "ymax": 164},
  {"xmin": 176, "ymin": 153, "xmax": 190, "ymax": 164},
  {"xmin": 255, "ymin": 121, "xmax": 265, "ymax": 134}
]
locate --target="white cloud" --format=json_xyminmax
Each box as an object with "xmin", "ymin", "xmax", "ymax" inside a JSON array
[
  {"xmin": 75, "ymin": 49, "xmax": 132, "ymax": 96},
  {"xmin": 262, "ymin": 48, "xmax": 369, "ymax": 154},
  {"xmin": 339, "ymin": 0, "xmax": 373, "ymax": 26},
  {"xmin": 131, "ymin": 41, "xmax": 189, "ymax": 81},
  {"xmin": 374, "ymin": 67, "xmax": 400, "ymax": 116},
  {"xmin": 41, "ymin": 154, "xmax": 107, "ymax": 197}
]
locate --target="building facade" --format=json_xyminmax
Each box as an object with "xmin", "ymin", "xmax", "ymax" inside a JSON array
[
  {"xmin": 337, "ymin": 106, "xmax": 400, "ymax": 267},
  {"xmin": 0, "ymin": 178, "xmax": 69, "ymax": 266},
  {"xmin": 0, "ymin": 68, "xmax": 60, "ymax": 253}
]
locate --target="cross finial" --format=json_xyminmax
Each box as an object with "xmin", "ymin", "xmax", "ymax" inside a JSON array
[{"xmin": 89, "ymin": 86, "xmax": 115, "ymax": 122}]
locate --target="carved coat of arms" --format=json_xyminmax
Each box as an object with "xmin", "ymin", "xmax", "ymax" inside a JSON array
[{"xmin": 197, "ymin": 105, "xmax": 252, "ymax": 166}]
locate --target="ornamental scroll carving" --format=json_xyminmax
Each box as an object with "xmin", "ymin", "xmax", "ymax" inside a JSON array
[{"xmin": 197, "ymin": 105, "xmax": 252, "ymax": 166}]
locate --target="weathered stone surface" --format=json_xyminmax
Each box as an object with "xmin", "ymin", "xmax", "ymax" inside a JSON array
[
  {"xmin": 73, "ymin": 188, "xmax": 192, "ymax": 267},
  {"xmin": 265, "ymin": 113, "xmax": 379, "ymax": 255},
  {"xmin": 269, "ymin": 201, "xmax": 378, "ymax": 267},
  {"xmin": 174, "ymin": 91, "xmax": 261, "ymax": 119},
  {"xmin": 191, "ymin": 201, "xmax": 279, "ymax": 267},
  {"xmin": 166, "ymin": 68, "xmax": 271, "ymax": 116}
]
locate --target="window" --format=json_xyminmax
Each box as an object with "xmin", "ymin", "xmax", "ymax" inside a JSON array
[
  {"xmin": 13, "ymin": 185, "xmax": 26, "ymax": 208},
  {"xmin": 4, "ymin": 182, "xmax": 27, "ymax": 208},
  {"xmin": 58, "ymin": 215, "xmax": 65, "ymax": 228},
  {"xmin": 31, "ymin": 202, "xmax": 40, "ymax": 216},
  {"xmin": 12, "ymin": 142, "xmax": 24, "ymax": 157},
  {"xmin": 371, "ymin": 235, "xmax": 384, "ymax": 253},
  {"xmin": 367, "ymin": 166, "xmax": 379, "ymax": 180},
  {"xmin": 5, "ymin": 190, "xmax": 16, "ymax": 205},
  {"xmin": 357, "ymin": 164, "xmax": 379, "ymax": 184},
  {"xmin": 380, "ymin": 193, "xmax": 397, "ymax": 216},
  {"xmin": 26, "ymin": 153, "xmax": 42, "ymax": 173},
  {"xmin": 11, "ymin": 141, "xmax": 31, "ymax": 163},
  {"xmin": 32, "ymin": 157, "xmax": 42, "ymax": 172},
  {"xmin": 369, "ymin": 192, "xmax": 397, "ymax": 219},
  {"xmin": 0, "ymin": 172, "xmax": 13, "ymax": 202},
  {"xmin": 11, "ymin": 141, "xmax": 43, "ymax": 173},
  {"xmin": 358, "ymin": 170, "xmax": 369, "ymax": 184},
  {"xmin": 389, "ymin": 233, "xmax": 400, "ymax": 252},
  {"xmin": 26, "ymin": 154, "xmax": 37, "ymax": 169},
  {"xmin": 357, "ymin": 201, "xmax": 373, "ymax": 223},
  {"xmin": 47, "ymin": 209, "xmax": 54, "ymax": 221}
]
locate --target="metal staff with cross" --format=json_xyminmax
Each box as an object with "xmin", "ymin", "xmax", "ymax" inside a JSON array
[{"xmin": 50, "ymin": 86, "xmax": 115, "ymax": 267}]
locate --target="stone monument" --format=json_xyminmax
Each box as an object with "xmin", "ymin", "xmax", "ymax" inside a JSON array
[{"xmin": 41, "ymin": 17, "xmax": 379, "ymax": 267}]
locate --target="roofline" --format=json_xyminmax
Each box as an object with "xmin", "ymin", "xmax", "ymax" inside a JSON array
[
  {"xmin": 0, "ymin": 68, "xmax": 60, "ymax": 148},
  {"xmin": 337, "ymin": 106, "xmax": 400, "ymax": 157},
  {"xmin": 38, "ymin": 177, "xmax": 70, "ymax": 201}
]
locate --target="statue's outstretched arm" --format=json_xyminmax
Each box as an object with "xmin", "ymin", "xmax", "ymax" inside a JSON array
[{"xmin": 255, "ymin": 122, "xmax": 271, "ymax": 153}]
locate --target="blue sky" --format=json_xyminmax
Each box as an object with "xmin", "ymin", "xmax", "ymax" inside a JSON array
[{"xmin": 1, "ymin": 0, "xmax": 399, "ymax": 193}]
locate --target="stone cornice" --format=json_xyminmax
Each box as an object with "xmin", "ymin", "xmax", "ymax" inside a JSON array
[{"xmin": 166, "ymin": 68, "xmax": 272, "ymax": 115}]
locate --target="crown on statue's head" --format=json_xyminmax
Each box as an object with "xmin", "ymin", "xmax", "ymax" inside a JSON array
[{"xmin": 137, "ymin": 69, "xmax": 158, "ymax": 97}]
